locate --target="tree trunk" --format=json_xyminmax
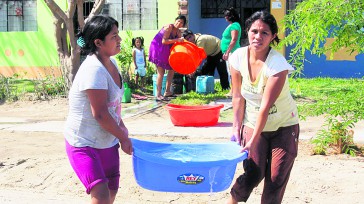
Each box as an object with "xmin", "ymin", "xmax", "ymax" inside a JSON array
[{"xmin": 43, "ymin": 0, "xmax": 105, "ymax": 91}]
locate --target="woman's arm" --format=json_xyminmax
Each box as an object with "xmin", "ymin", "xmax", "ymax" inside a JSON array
[
  {"xmin": 86, "ymin": 89, "xmax": 132, "ymax": 155},
  {"xmin": 231, "ymin": 67, "xmax": 245, "ymax": 144},
  {"xmin": 241, "ymin": 70, "xmax": 288, "ymax": 152},
  {"xmin": 161, "ymin": 24, "xmax": 184, "ymax": 45},
  {"xmin": 223, "ymin": 30, "xmax": 239, "ymax": 60}
]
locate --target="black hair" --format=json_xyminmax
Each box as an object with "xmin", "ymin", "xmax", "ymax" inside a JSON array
[
  {"xmin": 223, "ymin": 7, "xmax": 241, "ymax": 24},
  {"xmin": 182, "ymin": 29, "xmax": 194, "ymax": 38},
  {"xmin": 245, "ymin": 10, "xmax": 280, "ymax": 45},
  {"xmin": 132, "ymin": 36, "xmax": 144, "ymax": 48},
  {"xmin": 175, "ymin": 15, "xmax": 187, "ymax": 27},
  {"xmin": 77, "ymin": 15, "xmax": 118, "ymax": 55}
]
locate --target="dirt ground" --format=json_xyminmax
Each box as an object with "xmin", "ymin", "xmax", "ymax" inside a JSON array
[{"xmin": 0, "ymin": 98, "xmax": 363, "ymax": 204}]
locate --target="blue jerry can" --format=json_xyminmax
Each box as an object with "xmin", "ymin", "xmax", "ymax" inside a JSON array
[{"xmin": 196, "ymin": 75, "xmax": 214, "ymax": 94}]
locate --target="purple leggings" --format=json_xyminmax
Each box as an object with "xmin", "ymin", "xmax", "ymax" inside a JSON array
[
  {"xmin": 65, "ymin": 140, "xmax": 120, "ymax": 194},
  {"xmin": 231, "ymin": 124, "xmax": 299, "ymax": 203}
]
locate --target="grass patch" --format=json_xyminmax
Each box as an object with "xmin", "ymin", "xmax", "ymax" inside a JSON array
[
  {"xmin": 289, "ymin": 77, "xmax": 364, "ymax": 119},
  {"xmin": 13, "ymin": 79, "xmax": 35, "ymax": 93}
]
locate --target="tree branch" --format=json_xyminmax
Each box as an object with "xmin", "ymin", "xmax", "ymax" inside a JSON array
[
  {"xmin": 87, "ymin": 0, "xmax": 105, "ymax": 20},
  {"xmin": 67, "ymin": 0, "xmax": 76, "ymax": 20},
  {"xmin": 76, "ymin": 0, "xmax": 85, "ymax": 30},
  {"xmin": 43, "ymin": 0, "xmax": 67, "ymax": 22}
]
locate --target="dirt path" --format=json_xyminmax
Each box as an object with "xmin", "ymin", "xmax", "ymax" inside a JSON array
[{"xmin": 0, "ymin": 98, "xmax": 363, "ymax": 203}]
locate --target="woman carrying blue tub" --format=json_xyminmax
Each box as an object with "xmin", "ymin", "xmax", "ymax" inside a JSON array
[
  {"xmin": 65, "ymin": 15, "xmax": 132, "ymax": 203},
  {"xmin": 227, "ymin": 10, "xmax": 299, "ymax": 204}
]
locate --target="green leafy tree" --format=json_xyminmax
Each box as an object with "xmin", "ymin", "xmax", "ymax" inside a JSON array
[
  {"xmin": 282, "ymin": 1, "xmax": 364, "ymax": 155},
  {"xmin": 281, "ymin": 0, "xmax": 364, "ymax": 75}
]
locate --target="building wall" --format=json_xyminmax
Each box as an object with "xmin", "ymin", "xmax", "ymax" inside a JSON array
[
  {"xmin": 297, "ymin": 51, "xmax": 364, "ymax": 78},
  {"xmin": 0, "ymin": 0, "xmax": 179, "ymax": 79},
  {"xmin": 125, "ymin": 0, "xmax": 179, "ymax": 51},
  {"xmin": 186, "ymin": 0, "xmax": 363, "ymax": 78},
  {"xmin": 1, "ymin": 0, "xmax": 362, "ymax": 79},
  {"xmin": 0, "ymin": 0, "xmax": 63, "ymax": 78}
]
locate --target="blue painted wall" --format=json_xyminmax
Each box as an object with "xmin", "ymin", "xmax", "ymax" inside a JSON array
[
  {"xmin": 187, "ymin": 1, "xmax": 363, "ymax": 78},
  {"xmin": 187, "ymin": 2, "xmax": 226, "ymax": 39},
  {"xmin": 300, "ymin": 53, "xmax": 364, "ymax": 78}
]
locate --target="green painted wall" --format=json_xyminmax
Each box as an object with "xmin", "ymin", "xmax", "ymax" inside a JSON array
[
  {"xmin": 120, "ymin": 0, "xmax": 179, "ymax": 52},
  {"xmin": 0, "ymin": 0, "xmax": 62, "ymax": 68},
  {"xmin": 0, "ymin": 0, "xmax": 178, "ymax": 76}
]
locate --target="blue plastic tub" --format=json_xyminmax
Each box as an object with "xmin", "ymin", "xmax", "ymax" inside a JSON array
[{"xmin": 131, "ymin": 138, "xmax": 248, "ymax": 193}]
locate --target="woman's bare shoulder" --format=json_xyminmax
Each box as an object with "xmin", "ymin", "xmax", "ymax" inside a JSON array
[{"xmin": 163, "ymin": 24, "xmax": 174, "ymax": 30}]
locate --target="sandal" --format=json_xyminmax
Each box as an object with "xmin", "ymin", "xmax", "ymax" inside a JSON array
[
  {"xmin": 132, "ymin": 94, "xmax": 148, "ymax": 100},
  {"xmin": 164, "ymin": 93, "xmax": 177, "ymax": 98},
  {"xmin": 156, "ymin": 96, "xmax": 170, "ymax": 102}
]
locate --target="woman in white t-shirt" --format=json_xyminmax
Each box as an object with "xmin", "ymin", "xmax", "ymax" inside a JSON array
[
  {"xmin": 64, "ymin": 15, "xmax": 132, "ymax": 203},
  {"xmin": 226, "ymin": 10, "xmax": 299, "ymax": 204}
]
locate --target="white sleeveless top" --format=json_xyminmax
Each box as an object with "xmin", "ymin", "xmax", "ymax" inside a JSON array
[{"xmin": 133, "ymin": 48, "xmax": 146, "ymax": 68}]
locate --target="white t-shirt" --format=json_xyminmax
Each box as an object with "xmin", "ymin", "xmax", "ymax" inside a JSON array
[
  {"xmin": 64, "ymin": 55, "xmax": 124, "ymax": 148},
  {"xmin": 229, "ymin": 46, "xmax": 299, "ymax": 131}
]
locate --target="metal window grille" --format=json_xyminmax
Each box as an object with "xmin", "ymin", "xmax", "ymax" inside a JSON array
[
  {"xmin": 102, "ymin": 0, "xmax": 158, "ymax": 30},
  {"xmin": 201, "ymin": 0, "xmax": 270, "ymax": 46},
  {"xmin": 201, "ymin": 0, "xmax": 270, "ymax": 19},
  {"xmin": 0, "ymin": 0, "xmax": 37, "ymax": 32},
  {"xmin": 286, "ymin": 0, "xmax": 304, "ymax": 12}
]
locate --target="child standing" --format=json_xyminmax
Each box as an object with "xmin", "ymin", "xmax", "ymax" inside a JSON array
[
  {"xmin": 132, "ymin": 37, "xmax": 147, "ymax": 91},
  {"xmin": 65, "ymin": 15, "xmax": 132, "ymax": 203}
]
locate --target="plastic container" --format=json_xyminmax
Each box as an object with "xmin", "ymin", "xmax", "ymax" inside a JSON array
[
  {"xmin": 169, "ymin": 41, "xmax": 207, "ymax": 75},
  {"xmin": 165, "ymin": 104, "xmax": 224, "ymax": 126},
  {"xmin": 122, "ymin": 83, "xmax": 131, "ymax": 103},
  {"xmin": 196, "ymin": 75, "xmax": 214, "ymax": 94},
  {"xmin": 132, "ymin": 138, "xmax": 248, "ymax": 193},
  {"xmin": 152, "ymin": 74, "xmax": 167, "ymax": 97}
]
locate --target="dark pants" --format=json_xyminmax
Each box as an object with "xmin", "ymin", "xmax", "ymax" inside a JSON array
[
  {"xmin": 230, "ymin": 124, "xmax": 300, "ymax": 204},
  {"xmin": 171, "ymin": 72, "xmax": 196, "ymax": 94},
  {"xmin": 200, "ymin": 51, "xmax": 230, "ymax": 90}
]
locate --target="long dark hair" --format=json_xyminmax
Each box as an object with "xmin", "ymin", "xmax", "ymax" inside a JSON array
[
  {"xmin": 77, "ymin": 15, "xmax": 118, "ymax": 55},
  {"xmin": 175, "ymin": 15, "xmax": 187, "ymax": 26},
  {"xmin": 223, "ymin": 7, "xmax": 242, "ymax": 24},
  {"xmin": 245, "ymin": 10, "xmax": 280, "ymax": 45}
]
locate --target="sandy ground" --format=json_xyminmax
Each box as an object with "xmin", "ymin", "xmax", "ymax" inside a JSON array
[{"xmin": 0, "ymin": 98, "xmax": 364, "ymax": 204}]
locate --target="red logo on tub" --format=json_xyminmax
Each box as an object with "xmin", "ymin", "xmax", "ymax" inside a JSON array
[{"xmin": 177, "ymin": 173, "xmax": 205, "ymax": 185}]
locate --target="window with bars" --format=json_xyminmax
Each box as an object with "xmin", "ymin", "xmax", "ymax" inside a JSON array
[
  {"xmin": 0, "ymin": 0, "xmax": 37, "ymax": 32},
  {"xmin": 102, "ymin": 0, "xmax": 158, "ymax": 30},
  {"xmin": 286, "ymin": 0, "xmax": 304, "ymax": 12},
  {"xmin": 201, "ymin": 0, "xmax": 269, "ymax": 18}
]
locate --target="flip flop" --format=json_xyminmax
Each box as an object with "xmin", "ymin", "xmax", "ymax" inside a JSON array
[
  {"xmin": 132, "ymin": 94, "xmax": 148, "ymax": 100},
  {"xmin": 164, "ymin": 94, "xmax": 177, "ymax": 98},
  {"xmin": 156, "ymin": 96, "xmax": 170, "ymax": 102}
]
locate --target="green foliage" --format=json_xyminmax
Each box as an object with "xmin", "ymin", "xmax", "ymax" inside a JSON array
[
  {"xmin": 0, "ymin": 74, "xmax": 66, "ymax": 102},
  {"xmin": 115, "ymin": 30, "xmax": 134, "ymax": 85},
  {"xmin": 281, "ymin": 0, "xmax": 364, "ymax": 75},
  {"xmin": 0, "ymin": 75, "xmax": 20, "ymax": 102},
  {"xmin": 32, "ymin": 75, "xmax": 67, "ymax": 100},
  {"xmin": 313, "ymin": 119, "xmax": 356, "ymax": 156},
  {"xmin": 171, "ymin": 82, "xmax": 229, "ymax": 105},
  {"xmin": 290, "ymin": 77, "xmax": 364, "ymax": 156}
]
